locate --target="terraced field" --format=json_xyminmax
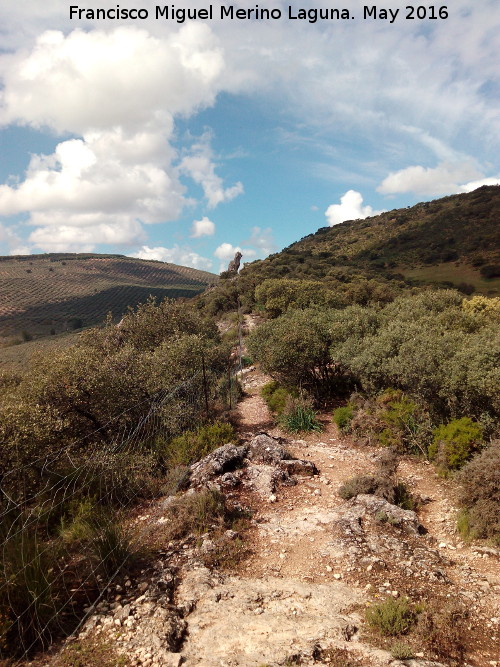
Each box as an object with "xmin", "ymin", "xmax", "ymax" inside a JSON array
[{"xmin": 0, "ymin": 253, "xmax": 218, "ymax": 340}]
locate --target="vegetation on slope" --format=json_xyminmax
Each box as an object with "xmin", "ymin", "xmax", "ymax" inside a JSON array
[
  {"xmin": 0, "ymin": 253, "xmax": 218, "ymax": 340},
  {"xmin": 1, "ymin": 187, "xmax": 499, "ymax": 658}
]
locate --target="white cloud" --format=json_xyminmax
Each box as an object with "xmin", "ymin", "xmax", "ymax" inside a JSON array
[
  {"xmin": 132, "ymin": 244, "xmax": 213, "ymax": 271},
  {"xmin": 244, "ymin": 226, "xmax": 277, "ymax": 258},
  {"xmin": 0, "ymin": 25, "xmax": 224, "ymax": 134},
  {"xmin": 459, "ymin": 178, "xmax": 500, "ymax": 193},
  {"xmin": 325, "ymin": 190, "xmax": 385, "ymax": 227},
  {"xmin": 377, "ymin": 161, "xmax": 500, "ymax": 197},
  {"xmin": 180, "ymin": 135, "xmax": 243, "ymax": 208},
  {"xmin": 214, "ymin": 243, "xmax": 242, "ymax": 261},
  {"xmin": 377, "ymin": 162, "xmax": 483, "ymax": 196},
  {"xmin": 190, "ymin": 216, "xmax": 215, "ymax": 238},
  {"xmin": 0, "ymin": 25, "xmax": 238, "ymax": 252},
  {"xmin": 0, "ymin": 222, "xmax": 32, "ymax": 255},
  {"xmin": 29, "ymin": 219, "xmax": 146, "ymax": 252}
]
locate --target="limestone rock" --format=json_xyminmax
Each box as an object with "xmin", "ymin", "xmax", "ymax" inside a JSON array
[
  {"xmin": 247, "ymin": 433, "xmax": 289, "ymax": 464},
  {"xmin": 190, "ymin": 444, "xmax": 248, "ymax": 487}
]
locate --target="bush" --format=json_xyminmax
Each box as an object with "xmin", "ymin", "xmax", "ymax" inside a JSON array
[
  {"xmin": 0, "ymin": 510, "xmax": 59, "ymax": 655},
  {"xmin": 248, "ymin": 308, "xmax": 354, "ymax": 396},
  {"xmin": 429, "ymin": 417, "xmax": 483, "ymax": 472},
  {"xmin": 164, "ymin": 488, "xmax": 229, "ymax": 539},
  {"xmin": 479, "ymin": 264, "xmax": 500, "ymax": 279},
  {"xmin": 333, "ymin": 404, "xmax": 354, "ymax": 432},
  {"xmin": 261, "ymin": 381, "xmax": 295, "ymax": 415},
  {"xmin": 338, "ymin": 449, "xmax": 414, "ymax": 509},
  {"xmin": 164, "ymin": 421, "xmax": 236, "ymax": 467},
  {"xmin": 86, "ymin": 513, "xmax": 140, "ymax": 579},
  {"xmin": 279, "ymin": 396, "xmax": 322, "ymax": 433},
  {"xmin": 338, "ymin": 475, "xmax": 413, "ymax": 510},
  {"xmin": 365, "ymin": 596, "xmax": 417, "ymax": 636},
  {"xmin": 456, "ymin": 440, "xmax": 500, "ymax": 543},
  {"xmin": 376, "ymin": 390, "xmax": 431, "ymax": 456},
  {"xmin": 415, "ymin": 601, "xmax": 468, "ymax": 663},
  {"xmin": 390, "ymin": 641, "xmax": 414, "ymax": 659}
]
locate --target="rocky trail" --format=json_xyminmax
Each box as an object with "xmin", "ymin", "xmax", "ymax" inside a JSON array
[{"xmin": 43, "ymin": 366, "xmax": 499, "ymax": 667}]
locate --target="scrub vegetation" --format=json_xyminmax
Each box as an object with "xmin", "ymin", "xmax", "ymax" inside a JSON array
[{"xmin": 1, "ymin": 186, "xmax": 499, "ymax": 659}]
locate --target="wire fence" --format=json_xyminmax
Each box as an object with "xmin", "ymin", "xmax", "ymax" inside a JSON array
[{"xmin": 0, "ymin": 344, "xmax": 243, "ymax": 660}]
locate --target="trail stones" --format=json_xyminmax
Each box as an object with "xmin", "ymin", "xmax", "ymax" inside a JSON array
[{"xmin": 188, "ymin": 433, "xmax": 319, "ymax": 497}]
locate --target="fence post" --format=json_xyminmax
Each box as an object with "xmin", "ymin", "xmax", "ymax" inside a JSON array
[{"xmin": 228, "ymin": 359, "xmax": 232, "ymax": 410}]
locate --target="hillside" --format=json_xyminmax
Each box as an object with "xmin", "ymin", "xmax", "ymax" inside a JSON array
[
  {"xmin": 0, "ymin": 253, "xmax": 218, "ymax": 340},
  {"xmin": 241, "ymin": 185, "xmax": 500, "ymax": 296}
]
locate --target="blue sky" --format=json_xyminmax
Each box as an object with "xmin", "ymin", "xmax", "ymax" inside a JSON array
[{"xmin": 0, "ymin": 1, "xmax": 499, "ymax": 272}]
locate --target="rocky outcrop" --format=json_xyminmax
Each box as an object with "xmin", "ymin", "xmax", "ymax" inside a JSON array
[
  {"xmin": 226, "ymin": 251, "xmax": 242, "ymax": 274},
  {"xmin": 189, "ymin": 443, "xmax": 248, "ymax": 487},
  {"xmin": 188, "ymin": 433, "xmax": 319, "ymax": 498}
]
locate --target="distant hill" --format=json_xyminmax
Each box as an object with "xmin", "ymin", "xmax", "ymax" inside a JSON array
[
  {"xmin": 0, "ymin": 253, "xmax": 218, "ymax": 340},
  {"xmin": 242, "ymin": 185, "xmax": 500, "ymax": 296}
]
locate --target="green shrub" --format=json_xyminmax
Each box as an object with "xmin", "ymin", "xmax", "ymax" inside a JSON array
[
  {"xmin": 59, "ymin": 497, "xmax": 96, "ymax": 543},
  {"xmin": 333, "ymin": 404, "xmax": 354, "ymax": 432},
  {"xmin": 260, "ymin": 381, "xmax": 294, "ymax": 415},
  {"xmin": 164, "ymin": 421, "xmax": 236, "ymax": 467},
  {"xmin": 376, "ymin": 390, "xmax": 431, "ymax": 456},
  {"xmin": 365, "ymin": 597, "xmax": 416, "ymax": 636},
  {"xmin": 429, "ymin": 417, "xmax": 483, "ymax": 472},
  {"xmin": 456, "ymin": 440, "xmax": 500, "ymax": 543},
  {"xmin": 86, "ymin": 513, "xmax": 140, "ymax": 579},
  {"xmin": 390, "ymin": 641, "xmax": 414, "ymax": 659},
  {"xmin": 279, "ymin": 396, "xmax": 322, "ymax": 433}
]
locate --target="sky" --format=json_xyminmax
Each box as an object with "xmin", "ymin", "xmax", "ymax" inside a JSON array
[{"xmin": 0, "ymin": 1, "xmax": 499, "ymax": 273}]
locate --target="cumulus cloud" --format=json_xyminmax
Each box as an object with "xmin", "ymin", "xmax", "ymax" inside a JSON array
[
  {"xmin": 180, "ymin": 135, "xmax": 243, "ymax": 208},
  {"xmin": 191, "ymin": 216, "xmax": 215, "ymax": 238},
  {"xmin": 132, "ymin": 244, "xmax": 213, "ymax": 271},
  {"xmin": 377, "ymin": 161, "xmax": 500, "ymax": 197},
  {"xmin": 459, "ymin": 177, "xmax": 500, "ymax": 192},
  {"xmin": 0, "ymin": 25, "xmax": 224, "ymax": 134},
  {"xmin": 377, "ymin": 162, "xmax": 485, "ymax": 197},
  {"xmin": 325, "ymin": 190, "xmax": 385, "ymax": 227},
  {"xmin": 214, "ymin": 242, "xmax": 242, "ymax": 260},
  {"xmin": 0, "ymin": 25, "xmax": 241, "ymax": 252}
]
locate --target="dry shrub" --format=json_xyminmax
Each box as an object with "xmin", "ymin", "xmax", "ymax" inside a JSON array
[
  {"xmin": 316, "ymin": 646, "xmax": 367, "ymax": 666},
  {"xmin": 199, "ymin": 528, "xmax": 252, "ymax": 571},
  {"xmin": 456, "ymin": 440, "xmax": 500, "ymax": 543},
  {"xmin": 163, "ymin": 488, "xmax": 229, "ymax": 540},
  {"xmin": 415, "ymin": 601, "xmax": 468, "ymax": 664},
  {"xmin": 339, "ymin": 448, "xmax": 414, "ymax": 510},
  {"xmin": 41, "ymin": 635, "xmax": 129, "ymax": 666}
]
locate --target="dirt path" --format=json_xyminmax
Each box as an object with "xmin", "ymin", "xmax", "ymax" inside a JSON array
[
  {"xmin": 230, "ymin": 366, "xmax": 500, "ymax": 667},
  {"xmin": 66, "ymin": 363, "xmax": 499, "ymax": 667}
]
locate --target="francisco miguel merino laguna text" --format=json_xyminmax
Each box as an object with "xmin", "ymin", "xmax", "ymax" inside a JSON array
[{"xmin": 70, "ymin": 5, "xmax": 449, "ymax": 23}]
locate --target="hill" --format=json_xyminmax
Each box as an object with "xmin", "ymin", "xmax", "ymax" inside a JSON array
[
  {"xmin": 241, "ymin": 185, "xmax": 500, "ymax": 296},
  {"xmin": 0, "ymin": 253, "xmax": 218, "ymax": 340}
]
